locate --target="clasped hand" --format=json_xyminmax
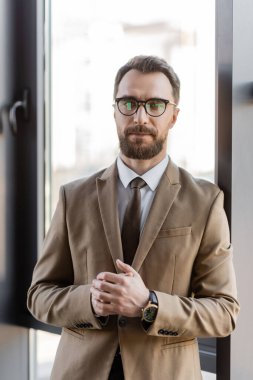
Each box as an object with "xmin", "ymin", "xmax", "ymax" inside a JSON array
[{"xmin": 90, "ymin": 259, "xmax": 149, "ymax": 318}]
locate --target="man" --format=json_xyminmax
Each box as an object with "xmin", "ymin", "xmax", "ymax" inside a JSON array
[{"xmin": 27, "ymin": 55, "xmax": 239, "ymax": 380}]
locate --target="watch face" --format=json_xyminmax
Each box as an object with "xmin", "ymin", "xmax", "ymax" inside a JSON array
[{"xmin": 143, "ymin": 306, "xmax": 158, "ymax": 322}]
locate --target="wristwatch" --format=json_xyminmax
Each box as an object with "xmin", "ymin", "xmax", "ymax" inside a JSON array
[{"xmin": 141, "ymin": 291, "xmax": 158, "ymax": 323}]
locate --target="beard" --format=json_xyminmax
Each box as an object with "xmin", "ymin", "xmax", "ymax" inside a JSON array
[{"xmin": 118, "ymin": 125, "xmax": 166, "ymax": 160}]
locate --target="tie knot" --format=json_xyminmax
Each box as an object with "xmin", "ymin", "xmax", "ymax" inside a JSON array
[{"xmin": 130, "ymin": 177, "xmax": 146, "ymax": 190}]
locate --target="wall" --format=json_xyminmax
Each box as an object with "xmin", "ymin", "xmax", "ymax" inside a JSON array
[
  {"xmin": 231, "ymin": 0, "xmax": 253, "ymax": 378},
  {"xmin": 0, "ymin": 324, "xmax": 29, "ymax": 379}
]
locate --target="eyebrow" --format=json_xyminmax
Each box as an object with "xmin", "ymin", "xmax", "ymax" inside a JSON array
[
  {"xmin": 117, "ymin": 95, "xmax": 137, "ymax": 99},
  {"xmin": 117, "ymin": 95, "xmax": 166, "ymax": 100}
]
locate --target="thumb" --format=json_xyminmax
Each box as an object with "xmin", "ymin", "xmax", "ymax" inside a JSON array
[{"xmin": 116, "ymin": 259, "xmax": 137, "ymax": 276}]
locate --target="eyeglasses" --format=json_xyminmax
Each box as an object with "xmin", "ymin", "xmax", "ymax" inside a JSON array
[{"xmin": 115, "ymin": 97, "xmax": 177, "ymax": 117}]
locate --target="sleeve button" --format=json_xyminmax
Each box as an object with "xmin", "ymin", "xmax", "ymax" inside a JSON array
[
  {"xmin": 75, "ymin": 322, "xmax": 93, "ymax": 329},
  {"xmin": 118, "ymin": 317, "xmax": 127, "ymax": 327},
  {"xmin": 158, "ymin": 329, "xmax": 165, "ymax": 335},
  {"xmin": 75, "ymin": 323, "xmax": 86, "ymax": 328}
]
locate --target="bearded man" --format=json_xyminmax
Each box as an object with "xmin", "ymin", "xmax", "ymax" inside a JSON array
[{"xmin": 28, "ymin": 55, "xmax": 239, "ymax": 380}]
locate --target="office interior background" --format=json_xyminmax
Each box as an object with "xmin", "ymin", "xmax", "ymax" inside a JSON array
[{"xmin": 0, "ymin": 0, "xmax": 252, "ymax": 379}]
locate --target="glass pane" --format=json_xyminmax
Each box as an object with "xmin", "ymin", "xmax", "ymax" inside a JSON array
[
  {"xmin": 32, "ymin": 0, "xmax": 216, "ymax": 378},
  {"xmin": 47, "ymin": 0, "xmax": 215, "ymax": 215},
  {"xmin": 202, "ymin": 372, "xmax": 216, "ymax": 380},
  {"xmin": 30, "ymin": 330, "xmax": 60, "ymax": 380}
]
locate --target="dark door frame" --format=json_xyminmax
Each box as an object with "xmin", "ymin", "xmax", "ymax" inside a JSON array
[{"xmin": 215, "ymin": 0, "xmax": 233, "ymax": 379}]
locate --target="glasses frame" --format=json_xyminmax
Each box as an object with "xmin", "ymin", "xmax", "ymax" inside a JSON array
[{"xmin": 115, "ymin": 97, "xmax": 177, "ymax": 117}]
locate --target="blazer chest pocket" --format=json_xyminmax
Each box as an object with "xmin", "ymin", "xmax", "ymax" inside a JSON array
[{"xmin": 157, "ymin": 226, "xmax": 192, "ymax": 238}]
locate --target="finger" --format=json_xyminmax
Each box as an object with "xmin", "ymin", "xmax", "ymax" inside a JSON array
[
  {"xmin": 92, "ymin": 299, "xmax": 113, "ymax": 316},
  {"xmin": 92, "ymin": 278, "xmax": 123, "ymax": 294},
  {"xmin": 96, "ymin": 272, "xmax": 118, "ymax": 282},
  {"xmin": 116, "ymin": 259, "xmax": 138, "ymax": 276},
  {"xmin": 118, "ymin": 272, "xmax": 134, "ymax": 278},
  {"xmin": 96, "ymin": 272, "xmax": 128, "ymax": 284},
  {"xmin": 93, "ymin": 299, "xmax": 119, "ymax": 316},
  {"xmin": 90, "ymin": 286, "xmax": 113, "ymax": 303},
  {"xmin": 92, "ymin": 279, "xmax": 109, "ymax": 290},
  {"xmin": 91, "ymin": 287, "xmax": 131, "ymax": 316}
]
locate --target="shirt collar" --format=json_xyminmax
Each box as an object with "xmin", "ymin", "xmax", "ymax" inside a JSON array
[{"xmin": 117, "ymin": 155, "xmax": 169, "ymax": 191}]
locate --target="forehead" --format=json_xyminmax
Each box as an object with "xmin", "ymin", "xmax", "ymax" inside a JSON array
[{"xmin": 116, "ymin": 69, "xmax": 174, "ymax": 99}]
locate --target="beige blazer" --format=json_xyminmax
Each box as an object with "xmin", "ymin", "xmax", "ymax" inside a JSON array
[{"xmin": 27, "ymin": 159, "xmax": 239, "ymax": 380}]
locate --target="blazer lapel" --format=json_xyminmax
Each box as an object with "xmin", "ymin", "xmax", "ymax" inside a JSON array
[
  {"xmin": 132, "ymin": 159, "xmax": 181, "ymax": 272},
  {"xmin": 96, "ymin": 162, "xmax": 123, "ymax": 272}
]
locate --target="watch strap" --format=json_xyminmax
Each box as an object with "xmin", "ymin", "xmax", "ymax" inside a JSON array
[
  {"xmin": 141, "ymin": 290, "xmax": 159, "ymax": 325},
  {"xmin": 149, "ymin": 290, "xmax": 158, "ymax": 305}
]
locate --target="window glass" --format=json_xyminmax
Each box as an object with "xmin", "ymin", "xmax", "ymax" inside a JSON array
[
  {"xmin": 48, "ymin": 0, "xmax": 215, "ymax": 214},
  {"xmin": 30, "ymin": 330, "xmax": 60, "ymax": 380},
  {"xmin": 32, "ymin": 0, "xmax": 216, "ymax": 378}
]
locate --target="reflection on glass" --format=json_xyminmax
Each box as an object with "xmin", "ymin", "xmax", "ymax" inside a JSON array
[{"xmin": 33, "ymin": 0, "xmax": 216, "ymax": 379}]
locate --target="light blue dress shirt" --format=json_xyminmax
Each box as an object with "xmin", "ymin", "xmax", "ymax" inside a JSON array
[{"xmin": 117, "ymin": 155, "xmax": 169, "ymax": 233}]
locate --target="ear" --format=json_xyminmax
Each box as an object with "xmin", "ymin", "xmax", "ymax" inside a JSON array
[{"xmin": 169, "ymin": 107, "xmax": 180, "ymax": 129}]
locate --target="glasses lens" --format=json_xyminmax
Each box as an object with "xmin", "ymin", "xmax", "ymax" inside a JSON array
[
  {"xmin": 146, "ymin": 99, "xmax": 166, "ymax": 116},
  {"xmin": 118, "ymin": 98, "xmax": 137, "ymax": 115}
]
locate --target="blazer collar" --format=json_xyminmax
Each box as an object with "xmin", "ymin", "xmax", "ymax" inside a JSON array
[{"xmin": 96, "ymin": 161, "xmax": 123, "ymax": 272}]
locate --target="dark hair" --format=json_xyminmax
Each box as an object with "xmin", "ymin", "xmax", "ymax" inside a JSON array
[{"xmin": 113, "ymin": 55, "xmax": 180, "ymax": 104}]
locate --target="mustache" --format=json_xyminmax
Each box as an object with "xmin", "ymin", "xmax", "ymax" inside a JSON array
[{"xmin": 125, "ymin": 125, "xmax": 157, "ymax": 137}]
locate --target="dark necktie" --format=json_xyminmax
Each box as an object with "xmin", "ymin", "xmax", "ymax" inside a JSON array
[{"xmin": 121, "ymin": 177, "xmax": 147, "ymax": 265}]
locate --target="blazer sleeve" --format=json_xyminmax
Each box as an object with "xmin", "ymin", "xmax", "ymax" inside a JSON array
[
  {"xmin": 27, "ymin": 186, "xmax": 103, "ymax": 330},
  {"xmin": 146, "ymin": 191, "xmax": 240, "ymax": 338}
]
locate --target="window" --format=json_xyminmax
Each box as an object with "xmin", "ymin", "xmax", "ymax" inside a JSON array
[
  {"xmin": 47, "ymin": 0, "xmax": 215, "ymax": 215},
  {"xmin": 31, "ymin": 0, "xmax": 216, "ymax": 378}
]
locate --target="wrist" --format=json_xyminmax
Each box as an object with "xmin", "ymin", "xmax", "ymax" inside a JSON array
[
  {"xmin": 137, "ymin": 288, "xmax": 150, "ymax": 317},
  {"xmin": 142, "ymin": 288, "xmax": 150, "ymax": 308}
]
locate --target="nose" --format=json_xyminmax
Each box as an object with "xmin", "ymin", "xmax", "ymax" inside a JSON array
[{"xmin": 133, "ymin": 104, "xmax": 149, "ymax": 124}]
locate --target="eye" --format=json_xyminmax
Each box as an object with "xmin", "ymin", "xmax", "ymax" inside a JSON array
[
  {"xmin": 122, "ymin": 98, "xmax": 137, "ymax": 111},
  {"xmin": 147, "ymin": 99, "xmax": 165, "ymax": 111},
  {"xmin": 118, "ymin": 98, "xmax": 138, "ymax": 114}
]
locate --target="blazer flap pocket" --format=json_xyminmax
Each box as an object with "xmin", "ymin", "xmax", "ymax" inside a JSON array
[
  {"xmin": 63, "ymin": 327, "xmax": 87, "ymax": 340},
  {"xmin": 161, "ymin": 337, "xmax": 196, "ymax": 350},
  {"xmin": 157, "ymin": 226, "xmax": 192, "ymax": 238}
]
